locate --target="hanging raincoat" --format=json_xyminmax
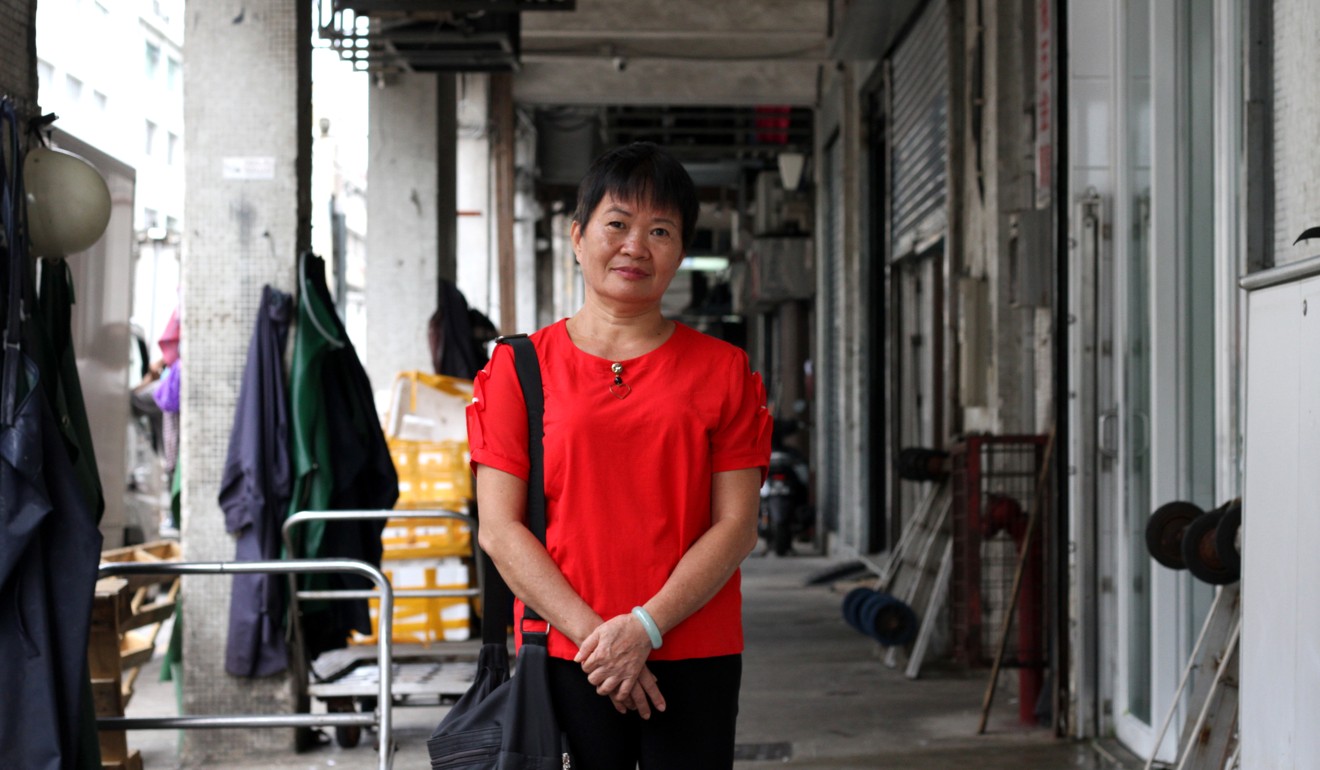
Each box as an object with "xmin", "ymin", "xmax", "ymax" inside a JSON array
[
  {"xmin": 220, "ymin": 285, "xmax": 294, "ymax": 677},
  {"xmin": 287, "ymin": 252, "xmax": 397, "ymax": 659}
]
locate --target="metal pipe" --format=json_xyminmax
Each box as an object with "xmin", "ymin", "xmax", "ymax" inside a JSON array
[
  {"xmin": 298, "ymin": 588, "xmax": 475, "ymax": 600},
  {"xmin": 100, "ymin": 713, "xmax": 374, "ymax": 730},
  {"xmin": 1239, "ymin": 253, "xmax": 1320, "ymax": 291},
  {"xmin": 97, "ymin": 559, "xmax": 395, "ymax": 770}
]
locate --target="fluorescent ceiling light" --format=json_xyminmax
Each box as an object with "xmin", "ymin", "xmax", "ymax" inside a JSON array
[{"xmin": 679, "ymin": 256, "xmax": 730, "ymax": 272}]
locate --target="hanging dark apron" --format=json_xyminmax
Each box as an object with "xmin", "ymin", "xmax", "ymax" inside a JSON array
[{"xmin": 0, "ymin": 99, "xmax": 105, "ymax": 770}]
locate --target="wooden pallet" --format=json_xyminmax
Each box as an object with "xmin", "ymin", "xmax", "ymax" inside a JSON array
[{"xmin": 91, "ymin": 541, "xmax": 180, "ymax": 769}]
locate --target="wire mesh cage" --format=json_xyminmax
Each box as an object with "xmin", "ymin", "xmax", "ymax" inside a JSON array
[{"xmin": 949, "ymin": 434, "xmax": 1049, "ymax": 671}]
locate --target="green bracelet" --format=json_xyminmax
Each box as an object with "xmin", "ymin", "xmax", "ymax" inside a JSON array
[{"xmin": 631, "ymin": 606, "xmax": 663, "ymax": 649}]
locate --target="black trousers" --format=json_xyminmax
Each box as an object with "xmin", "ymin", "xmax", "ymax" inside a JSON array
[{"xmin": 547, "ymin": 654, "xmax": 742, "ymax": 770}]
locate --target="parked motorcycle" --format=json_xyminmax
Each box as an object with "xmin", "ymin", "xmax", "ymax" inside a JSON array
[{"xmin": 759, "ymin": 418, "xmax": 814, "ymax": 556}]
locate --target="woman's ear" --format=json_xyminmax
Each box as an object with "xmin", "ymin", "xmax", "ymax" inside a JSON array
[{"xmin": 569, "ymin": 220, "xmax": 583, "ymax": 262}]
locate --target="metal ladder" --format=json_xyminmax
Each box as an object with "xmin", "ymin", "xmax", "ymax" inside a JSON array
[{"xmin": 1145, "ymin": 584, "xmax": 1241, "ymax": 770}]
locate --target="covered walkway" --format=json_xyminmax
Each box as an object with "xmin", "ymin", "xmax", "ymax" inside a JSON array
[{"xmin": 123, "ymin": 550, "xmax": 1141, "ymax": 769}]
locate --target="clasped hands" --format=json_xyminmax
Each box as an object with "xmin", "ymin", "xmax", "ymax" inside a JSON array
[{"xmin": 574, "ymin": 612, "xmax": 666, "ymax": 718}]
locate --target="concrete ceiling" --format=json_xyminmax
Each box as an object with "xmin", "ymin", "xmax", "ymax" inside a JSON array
[{"xmin": 514, "ymin": 0, "xmax": 832, "ymax": 106}]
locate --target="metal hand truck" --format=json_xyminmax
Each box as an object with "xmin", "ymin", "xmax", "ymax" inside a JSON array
[
  {"xmin": 281, "ymin": 509, "xmax": 485, "ymax": 746},
  {"xmin": 96, "ymin": 558, "xmax": 397, "ymax": 770}
]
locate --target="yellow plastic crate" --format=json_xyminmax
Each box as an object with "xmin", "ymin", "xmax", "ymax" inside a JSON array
[
  {"xmin": 381, "ymin": 515, "xmax": 472, "ymax": 560},
  {"xmin": 383, "ymin": 371, "xmax": 475, "ymax": 511},
  {"xmin": 390, "ymin": 438, "xmax": 472, "ymax": 510},
  {"xmin": 352, "ymin": 558, "xmax": 473, "ymax": 646}
]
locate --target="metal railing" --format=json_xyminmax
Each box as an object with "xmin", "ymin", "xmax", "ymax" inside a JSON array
[
  {"xmin": 282, "ymin": 509, "xmax": 483, "ymax": 603},
  {"xmin": 96, "ymin": 558, "xmax": 395, "ymax": 770}
]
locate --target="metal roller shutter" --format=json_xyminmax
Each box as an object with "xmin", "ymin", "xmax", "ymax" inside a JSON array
[{"xmin": 890, "ymin": 0, "xmax": 948, "ymax": 257}]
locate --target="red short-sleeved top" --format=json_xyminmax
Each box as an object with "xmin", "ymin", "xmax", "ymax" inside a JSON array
[{"xmin": 467, "ymin": 319, "xmax": 771, "ymax": 661}]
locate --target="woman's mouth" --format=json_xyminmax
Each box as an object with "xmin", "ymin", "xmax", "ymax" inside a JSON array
[{"xmin": 611, "ymin": 266, "xmax": 649, "ymax": 280}]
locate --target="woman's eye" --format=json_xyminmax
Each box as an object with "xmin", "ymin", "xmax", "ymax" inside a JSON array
[
  {"xmin": 651, "ymin": 228, "xmax": 670, "ymax": 238},
  {"xmin": 606, "ymin": 220, "xmax": 625, "ymax": 230}
]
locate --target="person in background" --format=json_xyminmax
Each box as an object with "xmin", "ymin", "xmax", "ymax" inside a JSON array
[
  {"xmin": 467, "ymin": 142, "xmax": 771, "ymax": 769},
  {"xmin": 428, "ymin": 279, "xmax": 499, "ymax": 380}
]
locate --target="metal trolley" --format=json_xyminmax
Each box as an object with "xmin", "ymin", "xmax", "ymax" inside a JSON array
[
  {"xmin": 282, "ymin": 509, "xmax": 485, "ymax": 745},
  {"xmin": 96, "ymin": 558, "xmax": 398, "ymax": 770}
]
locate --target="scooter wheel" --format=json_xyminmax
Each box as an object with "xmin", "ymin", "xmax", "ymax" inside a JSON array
[
  {"xmin": 768, "ymin": 497, "xmax": 793, "ymax": 556},
  {"xmin": 328, "ymin": 697, "xmax": 361, "ymax": 748},
  {"xmin": 335, "ymin": 725, "xmax": 362, "ymax": 749}
]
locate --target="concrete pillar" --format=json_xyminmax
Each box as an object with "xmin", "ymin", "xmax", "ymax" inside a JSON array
[
  {"xmin": 181, "ymin": 0, "xmax": 310, "ymax": 761},
  {"xmin": 437, "ymin": 74, "xmax": 457, "ymax": 284},
  {"xmin": 456, "ymin": 74, "xmax": 493, "ymax": 321},
  {"xmin": 365, "ymin": 72, "xmax": 439, "ymax": 396},
  {"xmin": 1, "ymin": 1, "xmax": 38, "ymax": 121},
  {"xmin": 491, "ymin": 73, "xmax": 516, "ymax": 336}
]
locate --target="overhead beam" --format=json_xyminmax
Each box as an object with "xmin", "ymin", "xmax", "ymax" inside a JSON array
[{"xmin": 513, "ymin": 58, "xmax": 821, "ymax": 107}]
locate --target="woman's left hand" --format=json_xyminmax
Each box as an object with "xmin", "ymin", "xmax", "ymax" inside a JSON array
[{"xmin": 575, "ymin": 613, "xmax": 655, "ymax": 699}]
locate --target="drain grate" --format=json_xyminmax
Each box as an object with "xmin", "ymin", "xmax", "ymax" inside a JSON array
[{"xmin": 733, "ymin": 742, "xmax": 794, "ymax": 761}]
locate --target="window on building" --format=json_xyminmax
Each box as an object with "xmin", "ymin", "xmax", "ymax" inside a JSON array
[
  {"xmin": 153, "ymin": 0, "xmax": 170, "ymax": 22},
  {"xmin": 167, "ymin": 132, "xmax": 178, "ymax": 165},
  {"xmin": 167, "ymin": 58, "xmax": 180, "ymax": 91},
  {"xmin": 144, "ymin": 208, "xmax": 159, "ymax": 228},
  {"xmin": 36, "ymin": 60, "xmax": 53, "ymax": 100},
  {"xmin": 145, "ymin": 120, "xmax": 157, "ymax": 156},
  {"xmin": 145, "ymin": 42, "xmax": 161, "ymax": 80},
  {"xmin": 65, "ymin": 74, "xmax": 83, "ymax": 103},
  {"xmin": 166, "ymin": 215, "xmax": 180, "ymax": 233},
  {"xmin": 93, "ymin": 91, "xmax": 107, "ymax": 112}
]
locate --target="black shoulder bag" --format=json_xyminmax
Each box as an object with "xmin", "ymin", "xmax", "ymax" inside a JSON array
[{"xmin": 427, "ymin": 334, "xmax": 573, "ymax": 769}]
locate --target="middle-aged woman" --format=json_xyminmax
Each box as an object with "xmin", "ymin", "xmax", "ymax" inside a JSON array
[{"xmin": 466, "ymin": 141, "xmax": 771, "ymax": 769}]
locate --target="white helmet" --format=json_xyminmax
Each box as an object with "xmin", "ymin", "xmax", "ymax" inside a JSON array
[{"xmin": 24, "ymin": 145, "xmax": 112, "ymax": 258}]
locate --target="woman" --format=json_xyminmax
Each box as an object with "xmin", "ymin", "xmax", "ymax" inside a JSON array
[{"xmin": 467, "ymin": 141, "xmax": 771, "ymax": 768}]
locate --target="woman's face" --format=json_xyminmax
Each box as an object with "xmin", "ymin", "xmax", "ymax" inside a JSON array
[{"xmin": 571, "ymin": 192, "xmax": 686, "ymax": 311}]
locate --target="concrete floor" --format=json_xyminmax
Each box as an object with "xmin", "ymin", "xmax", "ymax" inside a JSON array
[{"xmin": 121, "ymin": 546, "xmax": 1146, "ymax": 769}]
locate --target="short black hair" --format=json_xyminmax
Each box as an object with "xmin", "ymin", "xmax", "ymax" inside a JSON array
[{"xmin": 572, "ymin": 142, "xmax": 699, "ymax": 249}]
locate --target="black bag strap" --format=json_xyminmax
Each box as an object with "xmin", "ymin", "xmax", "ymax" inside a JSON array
[{"xmin": 480, "ymin": 333, "xmax": 547, "ymax": 645}]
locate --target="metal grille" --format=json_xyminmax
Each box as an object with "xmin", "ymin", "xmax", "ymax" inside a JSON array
[{"xmin": 949, "ymin": 435, "xmax": 1048, "ymax": 668}]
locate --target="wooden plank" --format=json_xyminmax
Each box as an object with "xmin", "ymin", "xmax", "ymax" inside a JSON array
[
  {"xmin": 91, "ymin": 579, "xmax": 130, "ymax": 631},
  {"xmin": 89, "ymin": 628, "xmax": 123, "ymax": 679},
  {"xmin": 119, "ymin": 631, "xmax": 155, "ymax": 672},
  {"xmin": 91, "ymin": 677, "xmax": 123, "ymax": 716},
  {"xmin": 119, "ymin": 596, "xmax": 177, "ymax": 632},
  {"xmin": 98, "ymin": 729, "xmax": 128, "ymax": 763},
  {"xmin": 101, "ymin": 748, "xmax": 142, "ymax": 770},
  {"xmin": 100, "ymin": 540, "xmax": 180, "ymax": 562}
]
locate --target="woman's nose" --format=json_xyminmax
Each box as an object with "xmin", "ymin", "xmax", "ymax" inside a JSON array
[{"xmin": 621, "ymin": 229, "xmax": 648, "ymax": 256}]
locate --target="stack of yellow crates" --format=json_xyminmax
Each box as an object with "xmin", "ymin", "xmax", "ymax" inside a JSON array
[{"xmin": 355, "ymin": 372, "xmax": 477, "ymax": 647}]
